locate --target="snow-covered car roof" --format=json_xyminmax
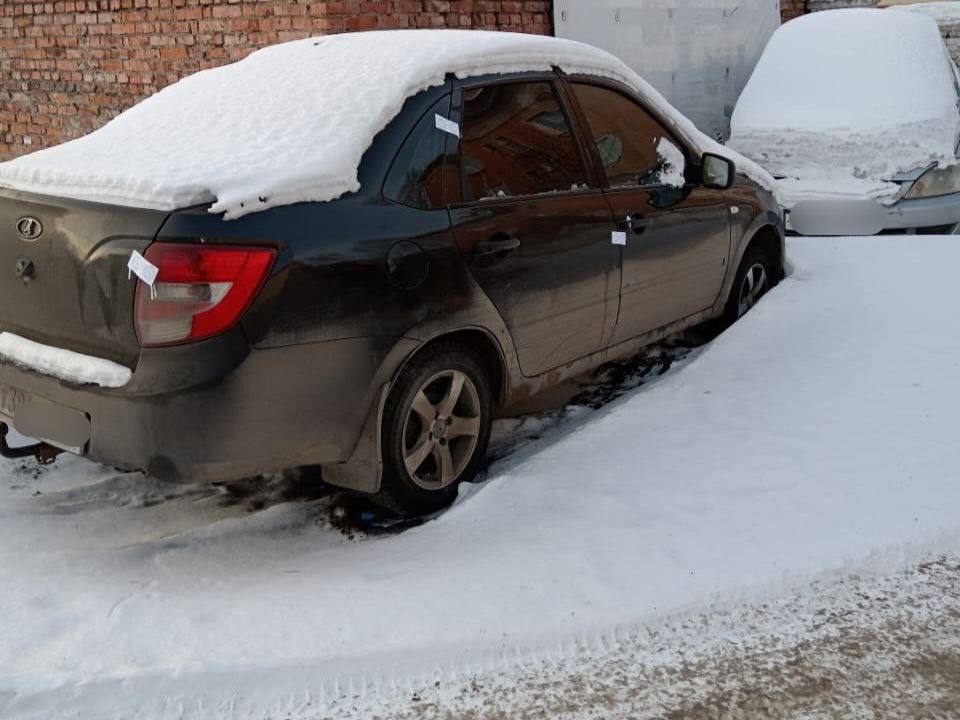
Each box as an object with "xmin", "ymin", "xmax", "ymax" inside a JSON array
[
  {"xmin": 728, "ymin": 9, "xmax": 960, "ymax": 207},
  {"xmin": 0, "ymin": 30, "xmax": 774, "ymax": 220}
]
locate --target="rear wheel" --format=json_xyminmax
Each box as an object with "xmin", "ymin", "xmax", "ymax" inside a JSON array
[
  {"xmin": 725, "ymin": 246, "xmax": 775, "ymax": 324},
  {"xmin": 377, "ymin": 343, "xmax": 492, "ymax": 516}
]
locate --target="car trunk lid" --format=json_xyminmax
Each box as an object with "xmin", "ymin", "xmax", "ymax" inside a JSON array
[{"xmin": 0, "ymin": 188, "xmax": 170, "ymax": 368}]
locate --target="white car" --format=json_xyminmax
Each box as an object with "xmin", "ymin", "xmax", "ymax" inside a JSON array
[{"xmin": 729, "ymin": 9, "xmax": 960, "ymax": 236}]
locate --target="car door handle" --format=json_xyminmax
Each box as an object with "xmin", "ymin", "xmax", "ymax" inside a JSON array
[
  {"xmin": 474, "ymin": 236, "xmax": 521, "ymax": 256},
  {"xmin": 625, "ymin": 214, "xmax": 648, "ymax": 235}
]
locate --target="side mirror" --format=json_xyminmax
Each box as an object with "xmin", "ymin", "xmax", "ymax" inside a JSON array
[{"xmin": 702, "ymin": 153, "xmax": 736, "ymax": 190}]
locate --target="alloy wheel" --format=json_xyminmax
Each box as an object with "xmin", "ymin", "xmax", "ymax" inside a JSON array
[
  {"xmin": 401, "ymin": 369, "xmax": 482, "ymax": 491},
  {"xmin": 737, "ymin": 262, "xmax": 769, "ymax": 318}
]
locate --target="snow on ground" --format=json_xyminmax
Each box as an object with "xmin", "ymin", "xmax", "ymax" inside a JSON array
[
  {"xmin": 2, "ymin": 236, "xmax": 960, "ymax": 719},
  {"xmin": 334, "ymin": 556, "xmax": 960, "ymax": 719},
  {"xmin": 0, "ymin": 30, "xmax": 775, "ymax": 220},
  {"xmin": 728, "ymin": 9, "xmax": 960, "ymax": 208}
]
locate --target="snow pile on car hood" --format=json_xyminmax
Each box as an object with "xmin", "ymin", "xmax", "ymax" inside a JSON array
[
  {"xmin": 0, "ymin": 30, "xmax": 775, "ymax": 220},
  {"xmin": 728, "ymin": 9, "xmax": 960, "ymax": 207}
]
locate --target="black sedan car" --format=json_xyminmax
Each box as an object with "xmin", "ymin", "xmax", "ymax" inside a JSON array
[{"xmin": 0, "ymin": 31, "xmax": 783, "ymax": 515}]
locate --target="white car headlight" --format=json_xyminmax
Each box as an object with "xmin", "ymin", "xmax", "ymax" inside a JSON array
[{"xmin": 905, "ymin": 163, "xmax": 960, "ymax": 199}]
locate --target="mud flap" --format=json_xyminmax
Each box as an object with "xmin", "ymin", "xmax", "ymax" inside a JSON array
[{"xmin": 321, "ymin": 383, "xmax": 390, "ymax": 494}]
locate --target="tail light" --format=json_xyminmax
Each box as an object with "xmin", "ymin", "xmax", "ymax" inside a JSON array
[{"xmin": 135, "ymin": 243, "xmax": 277, "ymax": 347}]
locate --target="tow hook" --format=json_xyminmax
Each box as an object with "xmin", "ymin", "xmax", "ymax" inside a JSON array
[
  {"xmin": 34, "ymin": 444, "xmax": 63, "ymax": 465},
  {"xmin": 0, "ymin": 422, "xmax": 62, "ymax": 465}
]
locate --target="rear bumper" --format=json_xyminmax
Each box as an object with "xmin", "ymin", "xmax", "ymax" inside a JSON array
[{"xmin": 0, "ymin": 331, "xmax": 415, "ymax": 483}]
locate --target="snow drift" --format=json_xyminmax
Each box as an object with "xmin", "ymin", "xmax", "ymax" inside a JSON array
[
  {"xmin": 2, "ymin": 235, "xmax": 960, "ymax": 718},
  {"xmin": 0, "ymin": 30, "xmax": 775, "ymax": 220},
  {"xmin": 729, "ymin": 9, "xmax": 960, "ymax": 207}
]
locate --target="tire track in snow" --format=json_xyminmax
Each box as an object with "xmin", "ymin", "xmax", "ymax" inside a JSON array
[{"xmin": 319, "ymin": 556, "xmax": 960, "ymax": 720}]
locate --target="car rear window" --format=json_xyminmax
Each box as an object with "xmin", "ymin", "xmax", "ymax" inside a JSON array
[
  {"xmin": 383, "ymin": 95, "xmax": 451, "ymax": 210},
  {"xmin": 458, "ymin": 81, "xmax": 587, "ymax": 202}
]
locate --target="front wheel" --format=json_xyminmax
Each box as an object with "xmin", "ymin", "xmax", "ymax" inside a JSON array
[
  {"xmin": 725, "ymin": 247, "xmax": 776, "ymax": 324},
  {"xmin": 376, "ymin": 343, "xmax": 492, "ymax": 516}
]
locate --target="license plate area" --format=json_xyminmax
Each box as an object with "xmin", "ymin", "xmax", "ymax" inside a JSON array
[
  {"xmin": 0, "ymin": 383, "xmax": 90, "ymax": 454},
  {"xmin": 788, "ymin": 199, "xmax": 888, "ymax": 237},
  {"xmin": 14, "ymin": 398, "xmax": 90, "ymax": 455},
  {"xmin": 0, "ymin": 381, "xmax": 28, "ymax": 422}
]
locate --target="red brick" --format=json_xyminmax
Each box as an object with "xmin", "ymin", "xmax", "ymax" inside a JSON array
[{"xmin": 158, "ymin": 44, "xmax": 187, "ymax": 58}]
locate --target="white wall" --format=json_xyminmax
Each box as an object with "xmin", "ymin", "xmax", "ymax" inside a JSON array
[{"xmin": 554, "ymin": 0, "xmax": 781, "ymax": 139}]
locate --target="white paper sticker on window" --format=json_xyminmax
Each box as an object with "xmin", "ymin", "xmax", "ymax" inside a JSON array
[
  {"xmin": 435, "ymin": 114, "xmax": 460, "ymax": 138},
  {"xmin": 612, "ymin": 231, "xmax": 627, "ymax": 246},
  {"xmin": 128, "ymin": 250, "xmax": 159, "ymax": 287}
]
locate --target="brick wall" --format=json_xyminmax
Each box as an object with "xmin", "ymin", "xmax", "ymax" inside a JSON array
[
  {"xmin": 0, "ymin": 1, "xmax": 551, "ymax": 161},
  {"xmin": 807, "ymin": 0, "xmax": 876, "ymax": 9},
  {"xmin": 781, "ymin": 0, "xmax": 808, "ymax": 22}
]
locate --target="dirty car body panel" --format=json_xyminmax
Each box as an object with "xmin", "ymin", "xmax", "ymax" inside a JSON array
[{"xmin": 0, "ymin": 69, "xmax": 782, "ymax": 490}]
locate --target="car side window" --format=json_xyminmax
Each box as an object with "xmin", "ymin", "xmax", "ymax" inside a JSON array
[
  {"xmin": 572, "ymin": 83, "xmax": 687, "ymax": 190},
  {"xmin": 458, "ymin": 81, "xmax": 588, "ymax": 203},
  {"xmin": 383, "ymin": 95, "xmax": 451, "ymax": 210}
]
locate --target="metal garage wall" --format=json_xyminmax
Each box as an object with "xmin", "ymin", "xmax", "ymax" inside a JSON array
[{"xmin": 554, "ymin": 0, "xmax": 781, "ymax": 139}]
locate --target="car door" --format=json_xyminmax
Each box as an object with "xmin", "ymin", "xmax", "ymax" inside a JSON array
[
  {"xmin": 446, "ymin": 78, "xmax": 621, "ymax": 377},
  {"xmin": 567, "ymin": 81, "xmax": 732, "ymax": 345}
]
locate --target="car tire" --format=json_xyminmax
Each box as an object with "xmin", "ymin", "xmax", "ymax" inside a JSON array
[
  {"xmin": 376, "ymin": 342, "xmax": 492, "ymax": 516},
  {"xmin": 725, "ymin": 245, "xmax": 776, "ymax": 324}
]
